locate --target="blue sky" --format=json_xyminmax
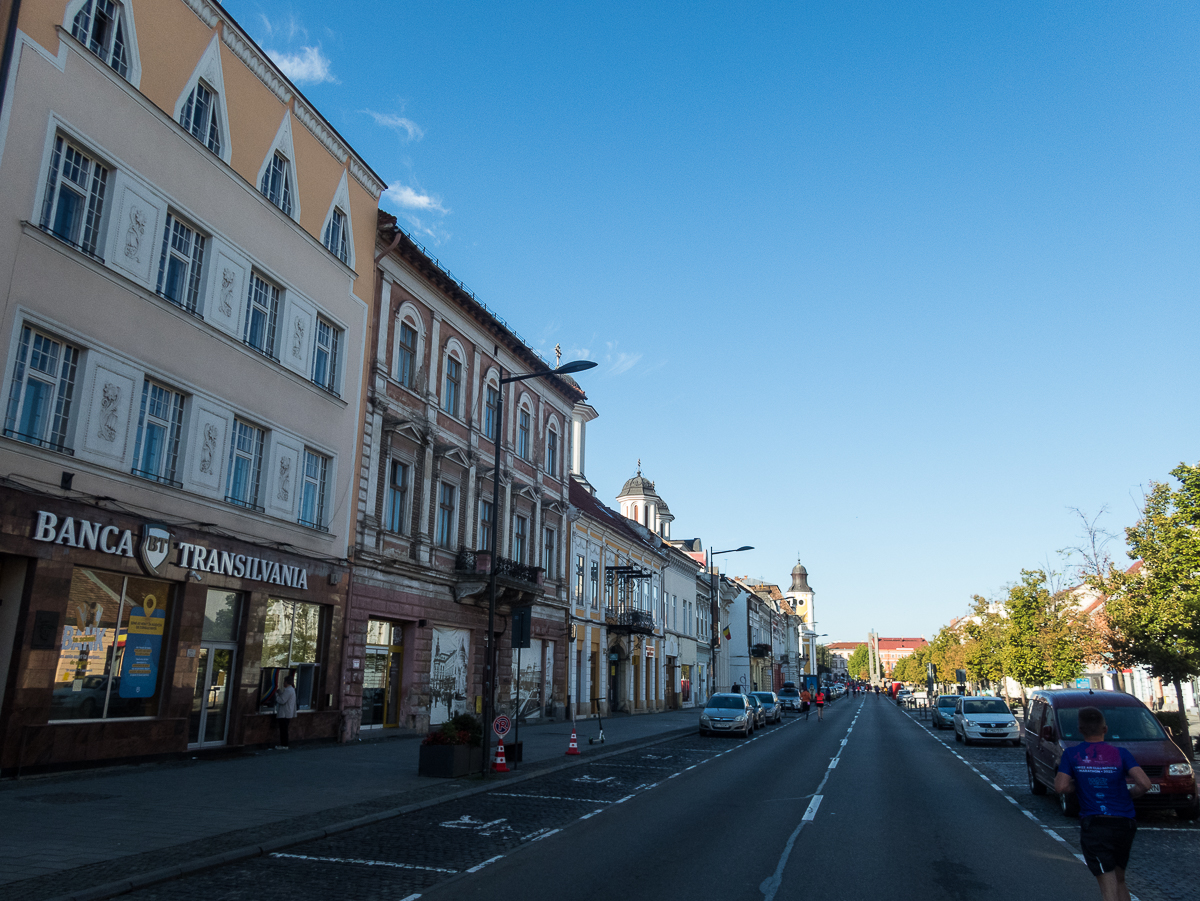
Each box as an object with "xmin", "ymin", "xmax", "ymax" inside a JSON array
[{"xmin": 225, "ymin": 1, "xmax": 1200, "ymax": 643}]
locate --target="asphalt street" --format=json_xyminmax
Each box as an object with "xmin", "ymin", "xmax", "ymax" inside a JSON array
[{"xmin": 103, "ymin": 694, "xmax": 1199, "ymax": 901}]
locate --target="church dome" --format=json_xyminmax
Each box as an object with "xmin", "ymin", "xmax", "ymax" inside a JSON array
[{"xmin": 790, "ymin": 562, "xmax": 813, "ymax": 593}]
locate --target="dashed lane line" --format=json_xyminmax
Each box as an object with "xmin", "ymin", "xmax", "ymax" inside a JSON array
[
  {"xmin": 268, "ymin": 853, "xmax": 456, "ymax": 874},
  {"xmin": 898, "ymin": 706, "xmax": 1144, "ymax": 901}
]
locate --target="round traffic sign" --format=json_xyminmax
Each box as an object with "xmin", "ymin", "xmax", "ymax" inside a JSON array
[{"xmin": 493, "ymin": 714, "xmax": 511, "ymax": 737}]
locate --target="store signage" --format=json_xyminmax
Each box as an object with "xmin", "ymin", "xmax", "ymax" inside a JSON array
[{"xmin": 32, "ymin": 511, "xmax": 309, "ymax": 590}]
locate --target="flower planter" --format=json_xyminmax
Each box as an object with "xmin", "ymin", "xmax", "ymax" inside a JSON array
[{"xmin": 418, "ymin": 744, "xmax": 484, "ymax": 778}]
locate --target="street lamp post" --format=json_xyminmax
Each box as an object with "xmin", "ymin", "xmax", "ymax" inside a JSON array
[
  {"xmin": 481, "ymin": 358, "xmax": 596, "ymax": 775},
  {"xmin": 707, "ymin": 544, "xmax": 753, "ymax": 698}
]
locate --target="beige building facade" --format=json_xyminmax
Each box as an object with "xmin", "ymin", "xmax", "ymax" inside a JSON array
[{"xmin": 0, "ymin": 0, "xmax": 383, "ymax": 772}]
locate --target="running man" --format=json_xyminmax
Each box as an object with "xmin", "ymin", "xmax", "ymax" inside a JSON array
[
  {"xmin": 1054, "ymin": 706, "xmax": 1151, "ymax": 901},
  {"xmin": 800, "ymin": 688, "xmax": 811, "ymax": 721},
  {"xmin": 815, "ymin": 689, "xmax": 825, "ymax": 721}
]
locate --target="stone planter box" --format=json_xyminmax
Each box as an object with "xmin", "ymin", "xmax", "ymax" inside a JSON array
[{"xmin": 418, "ymin": 744, "xmax": 484, "ymax": 778}]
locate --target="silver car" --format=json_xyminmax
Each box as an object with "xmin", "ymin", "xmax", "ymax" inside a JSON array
[
  {"xmin": 931, "ymin": 694, "xmax": 961, "ymax": 729},
  {"xmin": 699, "ymin": 693, "xmax": 754, "ymax": 738},
  {"xmin": 752, "ymin": 691, "xmax": 782, "ymax": 724},
  {"xmin": 954, "ymin": 696, "xmax": 1022, "ymax": 746}
]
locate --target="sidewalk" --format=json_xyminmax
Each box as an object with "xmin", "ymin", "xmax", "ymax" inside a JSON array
[{"xmin": 0, "ymin": 707, "xmax": 699, "ymax": 900}]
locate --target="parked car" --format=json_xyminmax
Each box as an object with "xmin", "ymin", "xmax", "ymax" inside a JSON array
[
  {"xmin": 1024, "ymin": 689, "xmax": 1199, "ymax": 819},
  {"xmin": 699, "ymin": 693, "xmax": 754, "ymax": 738},
  {"xmin": 954, "ymin": 697, "xmax": 1021, "ymax": 746},
  {"xmin": 931, "ymin": 694, "xmax": 961, "ymax": 730},
  {"xmin": 896, "ymin": 688, "xmax": 913, "ymax": 706},
  {"xmin": 745, "ymin": 692, "xmax": 766, "ymax": 729},
  {"xmin": 752, "ymin": 691, "xmax": 782, "ymax": 724},
  {"xmin": 777, "ymin": 686, "xmax": 801, "ymax": 712}
]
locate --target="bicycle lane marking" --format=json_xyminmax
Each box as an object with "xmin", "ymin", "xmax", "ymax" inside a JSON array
[{"xmin": 759, "ymin": 700, "xmax": 864, "ymax": 901}]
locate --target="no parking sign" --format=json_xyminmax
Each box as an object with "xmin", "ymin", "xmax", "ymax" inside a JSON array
[{"xmin": 493, "ymin": 714, "xmax": 511, "ymax": 738}]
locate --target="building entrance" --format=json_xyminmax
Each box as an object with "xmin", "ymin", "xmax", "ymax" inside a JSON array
[
  {"xmin": 188, "ymin": 590, "xmax": 241, "ymax": 748},
  {"xmin": 362, "ymin": 620, "xmax": 403, "ymax": 728}
]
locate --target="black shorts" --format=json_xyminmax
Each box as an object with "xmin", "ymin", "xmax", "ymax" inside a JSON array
[{"xmin": 1079, "ymin": 816, "xmax": 1136, "ymax": 876}]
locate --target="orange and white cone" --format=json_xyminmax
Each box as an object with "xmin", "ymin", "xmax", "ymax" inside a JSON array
[
  {"xmin": 492, "ymin": 740, "xmax": 509, "ymax": 773},
  {"xmin": 566, "ymin": 726, "xmax": 581, "ymax": 755}
]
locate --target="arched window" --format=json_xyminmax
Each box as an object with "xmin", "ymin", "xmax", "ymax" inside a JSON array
[
  {"xmin": 392, "ymin": 303, "xmax": 425, "ymax": 389},
  {"xmin": 482, "ymin": 370, "xmax": 500, "ymax": 440},
  {"xmin": 545, "ymin": 426, "xmax": 558, "ymax": 476},
  {"xmin": 441, "ymin": 339, "xmax": 466, "ymax": 418}
]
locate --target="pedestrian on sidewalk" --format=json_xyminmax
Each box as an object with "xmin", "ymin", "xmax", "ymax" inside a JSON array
[
  {"xmin": 275, "ymin": 672, "xmax": 297, "ymax": 749},
  {"xmin": 1054, "ymin": 707, "xmax": 1151, "ymax": 901},
  {"xmin": 815, "ymin": 690, "xmax": 825, "ymax": 722},
  {"xmin": 800, "ymin": 688, "xmax": 812, "ymax": 721}
]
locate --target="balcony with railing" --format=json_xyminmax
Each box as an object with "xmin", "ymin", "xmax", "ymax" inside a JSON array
[
  {"xmin": 605, "ymin": 605, "xmax": 656, "ymax": 636},
  {"xmin": 451, "ymin": 547, "xmax": 544, "ymax": 611}
]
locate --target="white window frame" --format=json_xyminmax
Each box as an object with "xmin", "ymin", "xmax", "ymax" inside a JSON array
[
  {"xmin": 155, "ymin": 212, "xmax": 206, "ymax": 315},
  {"xmin": 3, "ymin": 325, "xmax": 80, "ymax": 453},
  {"xmin": 299, "ymin": 449, "xmax": 329, "ymax": 531},
  {"xmin": 225, "ymin": 419, "xmax": 265, "ymax": 511},
  {"xmin": 323, "ymin": 208, "xmax": 349, "ymax": 263},
  {"xmin": 39, "ymin": 133, "xmax": 109, "ymax": 259},
  {"xmin": 312, "ymin": 317, "xmax": 341, "ymax": 394},
  {"xmin": 483, "ymin": 381, "xmax": 499, "ymax": 441},
  {"xmin": 443, "ymin": 354, "xmax": 461, "ymax": 417},
  {"xmin": 543, "ymin": 527, "xmax": 556, "ymax": 578},
  {"xmin": 180, "ymin": 81, "xmax": 222, "ymax": 156},
  {"xmin": 545, "ymin": 427, "xmax": 558, "ymax": 475},
  {"xmin": 131, "ymin": 379, "xmax": 184, "ymax": 487},
  {"xmin": 243, "ymin": 273, "xmax": 280, "ymax": 359},
  {"xmin": 67, "ymin": 0, "xmax": 140, "ymax": 85},
  {"xmin": 260, "ymin": 152, "xmax": 293, "ymax": 216}
]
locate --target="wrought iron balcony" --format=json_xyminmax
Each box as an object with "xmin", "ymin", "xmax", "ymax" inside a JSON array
[
  {"xmin": 605, "ymin": 605, "xmax": 656, "ymax": 636},
  {"xmin": 751, "ymin": 643, "xmax": 773, "ymax": 658},
  {"xmin": 451, "ymin": 547, "xmax": 544, "ymax": 612}
]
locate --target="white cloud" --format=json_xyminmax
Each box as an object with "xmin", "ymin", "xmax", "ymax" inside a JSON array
[
  {"xmin": 268, "ymin": 46, "xmax": 337, "ymax": 85},
  {"xmin": 604, "ymin": 342, "xmax": 642, "ymax": 375},
  {"xmin": 383, "ymin": 182, "xmax": 447, "ymax": 214},
  {"xmin": 364, "ymin": 110, "xmax": 425, "ymax": 141}
]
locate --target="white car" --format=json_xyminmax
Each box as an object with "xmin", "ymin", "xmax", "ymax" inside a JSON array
[{"xmin": 953, "ymin": 697, "xmax": 1021, "ymax": 746}]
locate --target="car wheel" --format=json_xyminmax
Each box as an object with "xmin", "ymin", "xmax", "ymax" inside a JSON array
[
  {"xmin": 955, "ymin": 728, "xmax": 962, "ymax": 743},
  {"xmin": 1058, "ymin": 790, "xmax": 1079, "ymax": 818},
  {"xmin": 699, "ymin": 728, "xmax": 707, "ymax": 737},
  {"xmin": 1177, "ymin": 800, "xmax": 1200, "ymax": 821},
  {"xmin": 1027, "ymin": 758, "xmax": 1047, "ymax": 795}
]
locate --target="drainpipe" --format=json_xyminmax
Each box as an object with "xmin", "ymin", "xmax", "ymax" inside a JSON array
[{"xmin": 0, "ymin": 1, "xmax": 23, "ymax": 117}]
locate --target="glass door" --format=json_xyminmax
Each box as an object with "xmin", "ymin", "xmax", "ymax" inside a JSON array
[
  {"xmin": 188, "ymin": 644, "xmax": 235, "ymax": 746},
  {"xmin": 362, "ymin": 620, "xmax": 403, "ymax": 729}
]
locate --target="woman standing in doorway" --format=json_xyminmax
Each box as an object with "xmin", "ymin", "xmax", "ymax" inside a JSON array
[{"xmin": 275, "ymin": 672, "xmax": 297, "ymax": 749}]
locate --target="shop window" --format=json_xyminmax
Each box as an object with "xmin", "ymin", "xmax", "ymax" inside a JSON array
[
  {"xmin": 260, "ymin": 598, "xmax": 324, "ymax": 710},
  {"xmin": 3, "ymin": 325, "xmax": 79, "ymax": 454},
  {"xmin": 50, "ymin": 568, "xmax": 172, "ymax": 721},
  {"xmin": 203, "ymin": 590, "xmax": 240, "ymax": 642}
]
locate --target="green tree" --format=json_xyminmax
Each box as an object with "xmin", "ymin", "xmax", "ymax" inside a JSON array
[
  {"xmin": 846, "ymin": 643, "xmax": 870, "ymax": 680},
  {"xmin": 961, "ymin": 595, "xmax": 1007, "ymax": 692},
  {"xmin": 815, "ymin": 644, "xmax": 833, "ymax": 669},
  {"xmin": 1099, "ymin": 463, "xmax": 1200, "ymax": 759},
  {"xmin": 1002, "ymin": 570, "xmax": 1094, "ymax": 707}
]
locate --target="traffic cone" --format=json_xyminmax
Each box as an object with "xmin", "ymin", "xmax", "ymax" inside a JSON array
[
  {"xmin": 492, "ymin": 740, "xmax": 509, "ymax": 773},
  {"xmin": 566, "ymin": 726, "xmax": 581, "ymax": 755}
]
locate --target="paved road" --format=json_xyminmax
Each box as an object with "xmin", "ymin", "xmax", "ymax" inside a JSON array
[{"xmin": 103, "ymin": 694, "xmax": 1196, "ymax": 901}]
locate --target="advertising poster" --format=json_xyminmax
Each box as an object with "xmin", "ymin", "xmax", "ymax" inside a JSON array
[
  {"xmin": 430, "ymin": 627, "xmax": 470, "ymax": 724},
  {"xmin": 118, "ymin": 594, "xmax": 166, "ymax": 698}
]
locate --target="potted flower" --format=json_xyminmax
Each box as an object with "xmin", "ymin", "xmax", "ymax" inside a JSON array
[{"xmin": 418, "ymin": 713, "xmax": 485, "ymax": 777}]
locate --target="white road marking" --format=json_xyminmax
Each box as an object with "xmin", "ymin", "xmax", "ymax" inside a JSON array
[
  {"xmin": 465, "ymin": 855, "xmax": 505, "ymax": 873},
  {"xmin": 802, "ymin": 795, "xmax": 824, "ymax": 820},
  {"xmin": 492, "ymin": 792, "xmax": 611, "ymax": 804},
  {"xmin": 399, "ymin": 894, "xmax": 422, "ymax": 901},
  {"xmin": 613, "ymin": 794, "xmax": 636, "ymax": 804},
  {"xmin": 579, "ymin": 809, "xmax": 605, "ymax": 820},
  {"xmin": 532, "ymin": 829, "xmax": 561, "ymax": 841},
  {"xmin": 828, "ymin": 758, "xmax": 839, "ymax": 769},
  {"xmin": 270, "ymin": 852, "xmax": 456, "ymax": 874}
]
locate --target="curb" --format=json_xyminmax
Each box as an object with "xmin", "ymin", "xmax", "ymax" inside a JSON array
[{"xmin": 41, "ymin": 724, "xmax": 697, "ymax": 901}]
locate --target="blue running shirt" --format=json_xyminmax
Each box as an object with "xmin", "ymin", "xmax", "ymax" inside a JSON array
[{"xmin": 1057, "ymin": 742, "xmax": 1139, "ymax": 818}]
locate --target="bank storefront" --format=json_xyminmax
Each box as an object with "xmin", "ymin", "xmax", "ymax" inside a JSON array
[{"xmin": 0, "ymin": 492, "xmax": 345, "ymax": 774}]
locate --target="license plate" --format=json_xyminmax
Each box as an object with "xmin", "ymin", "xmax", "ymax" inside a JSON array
[
  {"xmin": 986, "ymin": 729, "xmax": 1007, "ymax": 734},
  {"xmin": 1148, "ymin": 784, "xmax": 1161, "ymax": 793}
]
